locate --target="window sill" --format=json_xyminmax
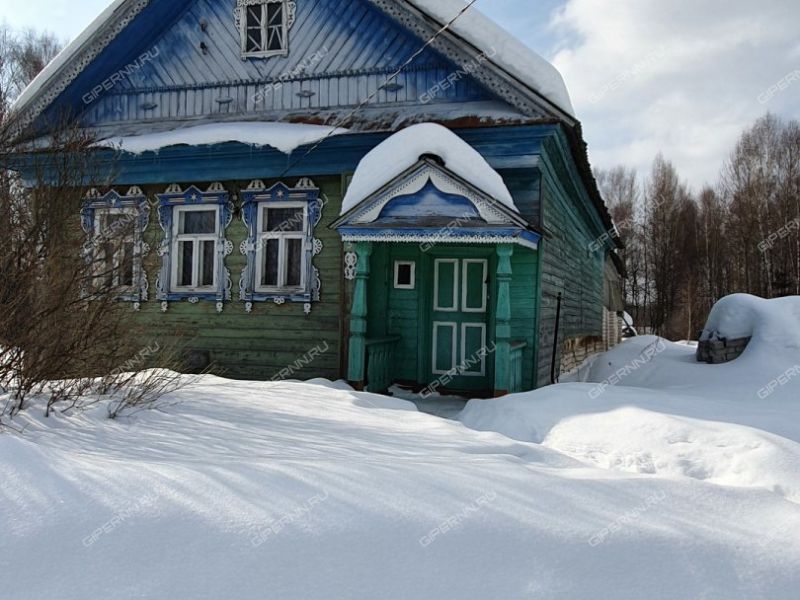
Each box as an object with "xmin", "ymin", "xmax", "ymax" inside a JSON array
[{"xmin": 241, "ymin": 49, "xmax": 289, "ymax": 60}]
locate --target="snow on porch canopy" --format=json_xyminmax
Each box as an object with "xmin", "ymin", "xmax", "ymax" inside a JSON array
[{"xmin": 335, "ymin": 123, "xmax": 540, "ymax": 250}]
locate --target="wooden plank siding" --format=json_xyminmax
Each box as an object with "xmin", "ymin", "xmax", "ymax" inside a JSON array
[
  {"xmin": 14, "ymin": 125, "xmax": 605, "ymax": 391},
  {"xmin": 79, "ymin": 0, "xmax": 492, "ymax": 128},
  {"xmin": 134, "ymin": 176, "xmax": 345, "ymax": 381},
  {"xmin": 535, "ymin": 133, "xmax": 607, "ymax": 386},
  {"xmin": 14, "ymin": 0, "xmax": 618, "ymax": 394},
  {"xmin": 357, "ymin": 242, "xmax": 538, "ymax": 392},
  {"xmin": 509, "ymin": 248, "xmax": 540, "ymax": 392}
]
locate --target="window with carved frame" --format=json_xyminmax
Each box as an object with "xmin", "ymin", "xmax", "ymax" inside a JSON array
[
  {"xmin": 94, "ymin": 208, "xmax": 138, "ymax": 291},
  {"xmin": 236, "ymin": 0, "xmax": 297, "ymax": 59},
  {"xmin": 81, "ymin": 188, "xmax": 150, "ymax": 307},
  {"xmin": 256, "ymin": 202, "xmax": 308, "ymax": 293},
  {"xmin": 239, "ymin": 179, "xmax": 323, "ymax": 314},
  {"xmin": 155, "ymin": 183, "xmax": 234, "ymax": 313}
]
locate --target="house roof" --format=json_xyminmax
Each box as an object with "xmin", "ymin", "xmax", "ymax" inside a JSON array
[
  {"xmin": 9, "ymin": 0, "xmax": 620, "ymax": 250},
  {"xmin": 12, "ymin": 0, "xmax": 576, "ymax": 130},
  {"xmin": 12, "ymin": 0, "xmax": 131, "ymax": 117},
  {"xmin": 404, "ymin": 0, "xmax": 575, "ymax": 117}
]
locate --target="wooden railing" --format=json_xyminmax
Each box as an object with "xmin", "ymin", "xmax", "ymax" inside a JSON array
[
  {"xmin": 509, "ymin": 341, "xmax": 528, "ymax": 394},
  {"xmin": 365, "ymin": 336, "xmax": 401, "ymax": 394}
]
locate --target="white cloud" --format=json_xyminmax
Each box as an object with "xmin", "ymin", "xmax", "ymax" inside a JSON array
[{"xmin": 549, "ymin": 0, "xmax": 800, "ymax": 189}]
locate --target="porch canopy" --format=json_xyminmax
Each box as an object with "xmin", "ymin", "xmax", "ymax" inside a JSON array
[
  {"xmin": 334, "ymin": 124, "xmax": 539, "ymax": 397},
  {"xmin": 332, "ymin": 123, "xmax": 541, "ymax": 250}
]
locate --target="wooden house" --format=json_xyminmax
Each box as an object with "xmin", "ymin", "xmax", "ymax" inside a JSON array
[{"xmin": 11, "ymin": 0, "xmax": 624, "ymax": 396}]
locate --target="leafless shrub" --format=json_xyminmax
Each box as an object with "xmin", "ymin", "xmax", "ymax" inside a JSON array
[
  {"xmin": 106, "ymin": 369, "xmax": 188, "ymax": 420},
  {"xmin": 0, "ymin": 28, "xmax": 195, "ymax": 425}
]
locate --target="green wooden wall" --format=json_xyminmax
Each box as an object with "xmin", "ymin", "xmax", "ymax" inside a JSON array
[
  {"xmin": 509, "ymin": 248, "xmax": 540, "ymax": 392},
  {"xmin": 535, "ymin": 132, "xmax": 607, "ymax": 386},
  {"xmin": 135, "ymin": 176, "xmax": 345, "ymax": 382},
  {"xmin": 359, "ymin": 242, "xmax": 539, "ymax": 392},
  {"xmin": 122, "ymin": 129, "xmax": 601, "ymax": 391}
]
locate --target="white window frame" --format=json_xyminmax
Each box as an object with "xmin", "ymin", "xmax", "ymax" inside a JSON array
[
  {"xmin": 92, "ymin": 207, "xmax": 138, "ymax": 293},
  {"xmin": 240, "ymin": 0, "xmax": 290, "ymax": 59},
  {"xmin": 255, "ymin": 201, "xmax": 308, "ymax": 294},
  {"xmin": 170, "ymin": 205, "xmax": 220, "ymax": 294},
  {"xmin": 393, "ymin": 261, "xmax": 416, "ymax": 290}
]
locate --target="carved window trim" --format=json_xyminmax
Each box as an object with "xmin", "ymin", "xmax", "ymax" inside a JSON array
[
  {"xmin": 239, "ymin": 178, "xmax": 322, "ymax": 313},
  {"xmin": 81, "ymin": 187, "xmax": 150, "ymax": 308},
  {"xmin": 254, "ymin": 201, "xmax": 309, "ymax": 295},
  {"xmin": 156, "ymin": 183, "xmax": 233, "ymax": 313},
  {"xmin": 235, "ymin": 0, "xmax": 297, "ymax": 60},
  {"xmin": 170, "ymin": 204, "xmax": 222, "ymax": 295}
]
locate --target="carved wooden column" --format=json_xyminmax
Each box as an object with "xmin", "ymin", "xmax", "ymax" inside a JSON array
[
  {"xmin": 347, "ymin": 242, "xmax": 373, "ymax": 389},
  {"xmin": 494, "ymin": 244, "xmax": 514, "ymax": 396}
]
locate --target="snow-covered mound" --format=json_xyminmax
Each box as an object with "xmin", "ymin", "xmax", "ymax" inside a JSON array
[
  {"xmin": 4, "ymin": 375, "xmax": 800, "ymax": 599},
  {"xmin": 463, "ymin": 386, "xmax": 800, "ymax": 502},
  {"xmin": 700, "ymin": 293, "xmax": 800, "ymax": 351},
  {"xmin": 96, "ymin": 122, "xmax": 348, "ymax": 155},
  {"xmin": 462, "ymin": 295, "xmax": 800, "ymax": 505},
  {"xmin": 407, "ymin": 0, "xmax": 575, "ymax": 116},
  {"xmin": 340, "ymin": 123, "xmax": 515, "ymax": 214}
]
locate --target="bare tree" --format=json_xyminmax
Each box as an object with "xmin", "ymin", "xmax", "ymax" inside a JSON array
[
  {"xmin": 596, "ymin": 166, "xmax": 643, "ymax": 321},
  {"xmin": 720, "ymin": 115, "xmax": 800, "ymax": 298},
  {"xmin": 0, "ymin": 24, "xmax": 63, "ymax": 117},
  {"xmin": 595, "ymin": 114, "xmax": 800, "ymax": 341},
  {"xmin": 0, "ymin": 28, "xmax": 191, "ymax": 422}
]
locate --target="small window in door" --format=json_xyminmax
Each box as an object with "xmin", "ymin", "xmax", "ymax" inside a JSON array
[{"xmin": 394, "ymin": 261, "xmax": 416, "ymax": 290}]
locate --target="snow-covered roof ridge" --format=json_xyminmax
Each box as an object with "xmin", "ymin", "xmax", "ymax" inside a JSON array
[
  {"xmin": 95, "ymin": 122, "xmax": 349, "ymax": 155},
  {"xmin": 404, "ymin": 0, "xmax": 575, "ymax": 117},
  {"xmin": 12, "ymin": 0, "xmax": 132, "ymax": 114},
  {"xmin": 340, "ymin": 123, "xmax": 516, "ymax": 215},
  {"xmin": 13, "ymin": 0, "xmax": 575, "ymax": 133}
]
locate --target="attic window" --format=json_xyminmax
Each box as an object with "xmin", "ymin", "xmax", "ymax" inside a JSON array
[{"xmin": 237, "ymin": 0, "xmax": 296, "ymax": 59}]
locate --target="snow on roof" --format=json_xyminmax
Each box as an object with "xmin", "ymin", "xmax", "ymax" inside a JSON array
[
  {"xmin": 94, "ymin": 122, "xmax": 348, "ymax": 155},
  {"xmin": 406, "ymin": 0, "xmax": 575, "ymax": 117},
  {"xmin": 12, "ymin": 0, "xmax": 131, "ymax": 113},
  {"xmin": 340, "ymin": 123, "xmax": 516, "ymax": 215},
  {"xmin": 15, "ymin": 0, "xmax": 575, "ymax": 124}
]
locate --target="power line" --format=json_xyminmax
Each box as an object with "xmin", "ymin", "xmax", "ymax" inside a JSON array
[{"xmin": 278, "ymin": 0, "xmax": 483, "ymax": 178}]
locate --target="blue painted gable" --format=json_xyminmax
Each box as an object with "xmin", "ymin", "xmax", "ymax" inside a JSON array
[
  {"xmin": 378, "ymin": 181, "xmax": 482, "ymax": 222},
  {"xmin": 43, "ymin": 0, "xmax": 513, "ymax": 132}
]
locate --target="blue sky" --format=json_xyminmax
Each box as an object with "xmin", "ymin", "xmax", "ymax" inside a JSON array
[{"xmin": 2, "ymin": 0, "xmax": 798, "ymax": 190}]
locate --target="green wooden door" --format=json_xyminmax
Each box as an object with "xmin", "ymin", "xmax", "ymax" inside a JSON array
[{"xmin": 430, "ymin": 257, "xmax": 492, "ymax": 392}]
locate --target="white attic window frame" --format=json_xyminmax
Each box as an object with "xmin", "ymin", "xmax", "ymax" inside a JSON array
[{"xmin": 235, "ymin": 0, "xmax": 297, "ymax": 60}]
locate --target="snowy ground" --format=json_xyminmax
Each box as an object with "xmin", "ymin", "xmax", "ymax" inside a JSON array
[{"xmin": 2, "ymin": 295, "xmax": 800, "ymax": 599}]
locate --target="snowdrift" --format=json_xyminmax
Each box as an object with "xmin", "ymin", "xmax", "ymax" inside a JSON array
[
  {"xmin": 2, "ymin": 296, "xmax": 799, "ymax": 599},
  {"xmin": 461, "ymin": 295, "xmax": 800, "ymax": 504}
]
